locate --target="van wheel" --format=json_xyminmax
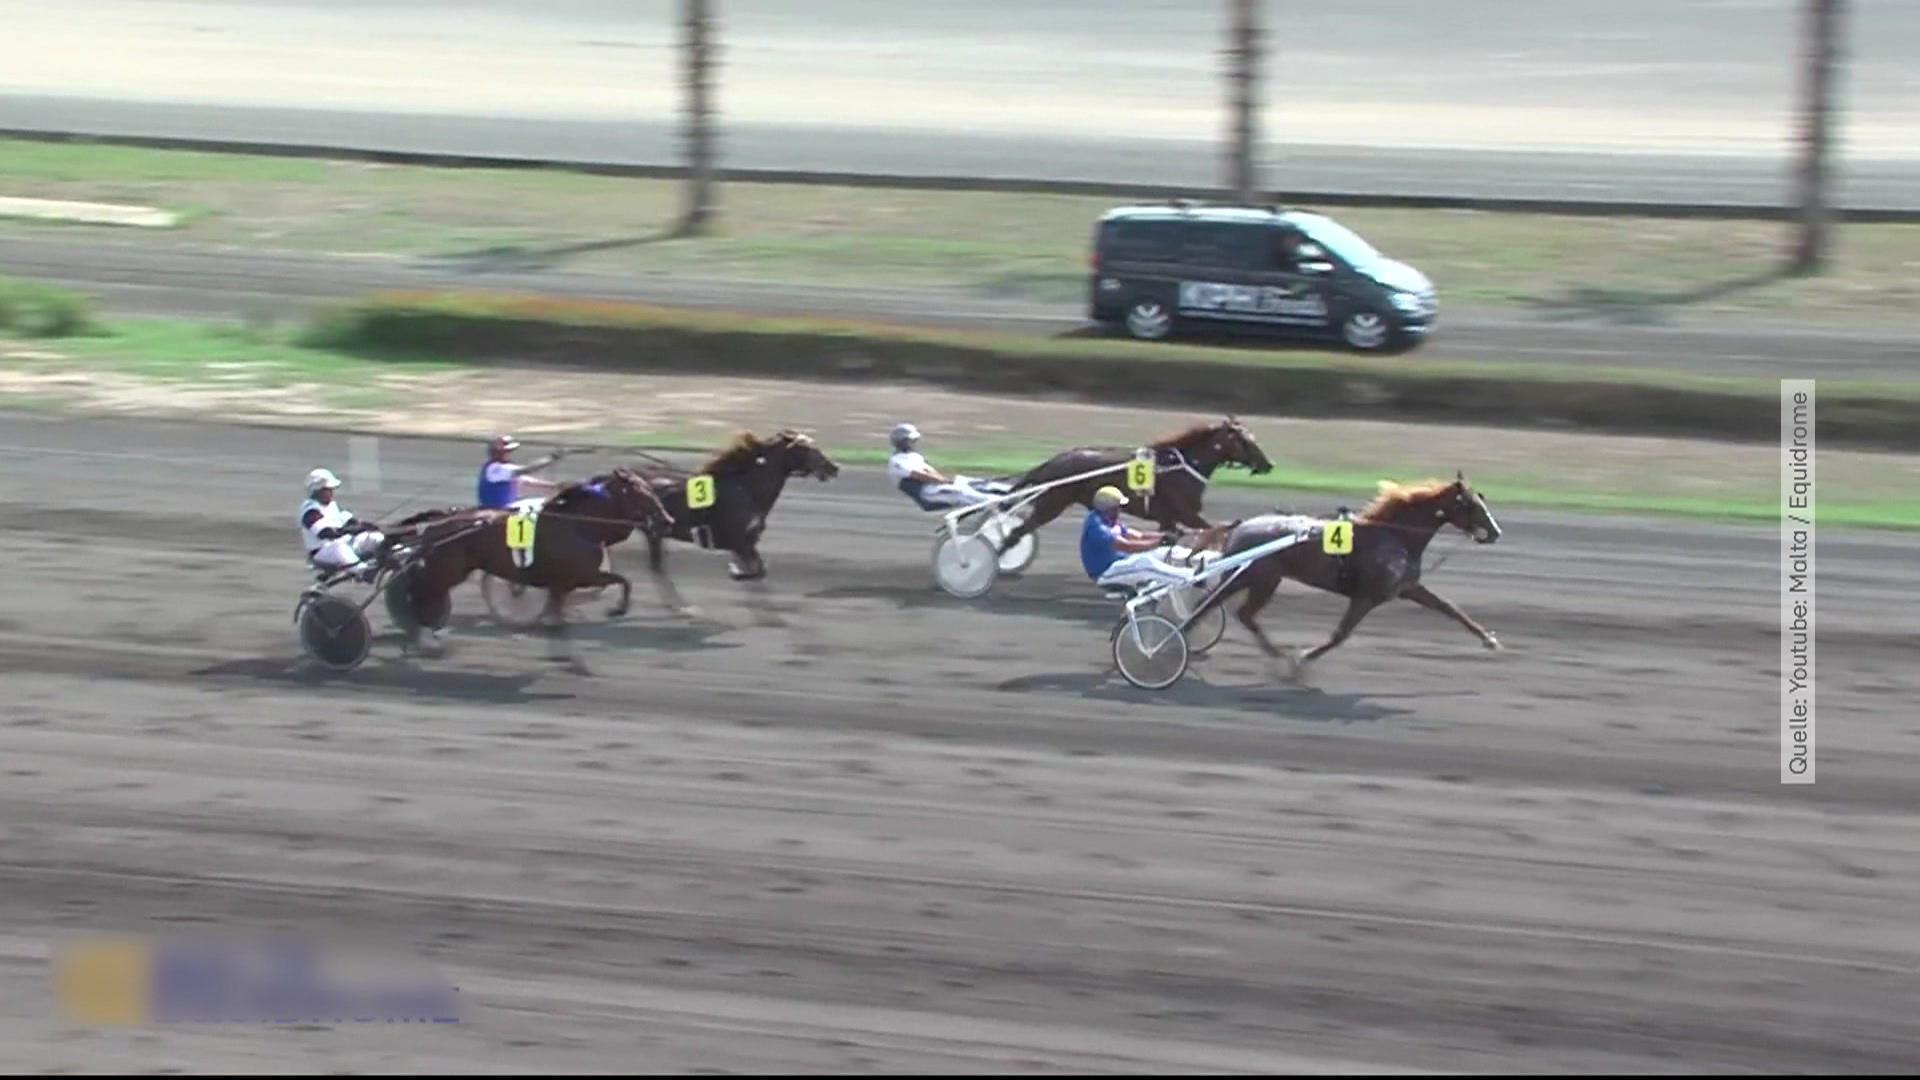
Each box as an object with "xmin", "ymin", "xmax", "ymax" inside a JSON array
[
  {"xmin": 1340, "ymin": 310, "xmax": 1398, "ymax": 352},
  {"xmin": 1124, "ymin": 299, "xmax": 1174, "ymax": 341}
]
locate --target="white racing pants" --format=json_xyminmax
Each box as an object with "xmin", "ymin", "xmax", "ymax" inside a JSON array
[
  {"xmin": 1097, "ymin": 550, "xmax": 1199, "ymax": 591},
  {"xmin": 916, "ymin": 475, "xmax": 1000, "ymax": 510},
  {"xmin": 310, "ymin": 531, "xmax": 386, "ymax": 573}
]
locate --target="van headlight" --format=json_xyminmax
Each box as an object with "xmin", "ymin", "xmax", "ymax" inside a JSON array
[{"xmin": 1390, "ymin": 291, "xmax": 1425, "ymax": 314}]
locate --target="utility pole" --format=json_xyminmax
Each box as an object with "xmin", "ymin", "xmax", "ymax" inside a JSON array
[
  {"xmin": 1788, "ymin": 0, "xmax": 1844, "ymax": 275},
  {"xmin": 676, "ymin": 0, "xmax": 718, "ymax": 237},
  {"xmin": 1224, "ymin": 0, "xmax": 1262, "ymax": 201}
]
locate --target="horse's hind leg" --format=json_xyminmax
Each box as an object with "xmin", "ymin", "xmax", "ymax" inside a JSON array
[
  {"xmin": 1231, "ymin": 573, "xmax": 1291, "ymax": 676},
  {"xmin": 996, "ymin": 490, "xmax": 1067, "ymax": 555}
]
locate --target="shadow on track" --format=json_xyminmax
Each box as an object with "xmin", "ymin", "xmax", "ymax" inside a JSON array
[
  {"xmin": 441, "ymin": 614, "xmax": 743, "ymax": 653},
  {"xmin": 194, "ymin": 654, "xmax": 577, "ymax": 704},
  {"xmin": 995, "ymin": 670, "xmax": 1481, "ymax": 724},
  {"xmin": 809, "ymin": 582, "xmax": 1121, "ymax": 629}
]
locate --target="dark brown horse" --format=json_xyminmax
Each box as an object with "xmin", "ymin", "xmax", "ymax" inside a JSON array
[
  {"xmin": 1186, "ymin": 472, "xmax": 1502, "ymax": 680},
  {"xmin": 394, "ymin": 466, "xmax": 674, "ymax": 659},
  {"xmin": 632, "ymin": 430, "xmax": 840, "ymax": 610},
  {"xmin": 993, "ymin": 417, "xmax": 1273, "ymax": 556}
]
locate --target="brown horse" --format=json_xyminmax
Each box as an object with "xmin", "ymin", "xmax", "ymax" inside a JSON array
[
  {"xmin": 993, "ymin": 417, "xmax": 1273, "ymax": 557},
  {"xmin": 631, "ymin": 430, "xmax": 840, "ymax": 610},
  {"xmin": 1186, "ymin": 472, "xmax": 1502, "ymax": 680},
  {"xmin": 394, "ymin": 466, "xmax": 675, "ymax": 660}
]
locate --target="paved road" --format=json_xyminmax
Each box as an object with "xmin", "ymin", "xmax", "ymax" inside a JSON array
[
  {"xmin": 1, "ymin": 411, "xmax": 1914, "ymax": 1071},
  {"xmin": 2, "ymin": 0, "xmax": 1918, "ymax": 206},
  {"xmin": 6, "ymin": 233, "xmax": 1917, "ymax": 379}
]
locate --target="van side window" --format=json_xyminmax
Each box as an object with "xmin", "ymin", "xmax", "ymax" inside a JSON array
[
  {"xmin": 1101, "ymin": 220, "xmax": 1181, "ymax": 262},
  {"xmin": 1182, "ymin": 223, "xmax": 1269, "ymax": 271}
]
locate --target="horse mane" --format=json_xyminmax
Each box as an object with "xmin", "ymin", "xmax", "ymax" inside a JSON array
[
  {"xmin": 1150, "ymin": 419, "xmax": 1224, "ymax": 449},
  {"xmin": 700, "ymin": 430, "xmax": 767, "ymax": 473},
  {"xmin": 547, "ymin": 466, "xmax": 634, "ymax": 510},
  {"xmin": 1358, "ymin": 478, "xmax": 1458, "ymax": 522}
]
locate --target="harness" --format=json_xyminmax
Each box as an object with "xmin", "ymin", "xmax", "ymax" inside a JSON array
[{"xmin": 1156, "ymin": 446, "xmax": 1211, "ymax": 486}]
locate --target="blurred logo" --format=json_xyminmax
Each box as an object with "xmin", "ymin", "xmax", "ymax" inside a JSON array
[{"xmin": 53, "ymin": 934, "xmax": 460, "ymax": 1025}]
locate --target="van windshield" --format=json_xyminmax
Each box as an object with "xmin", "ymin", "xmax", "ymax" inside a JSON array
[{"xmin": 1295, "ymin": 216, "xmax": 1384, "ymax": 270}]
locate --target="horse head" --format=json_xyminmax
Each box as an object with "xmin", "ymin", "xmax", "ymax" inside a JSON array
[
  {"xmin": 1212, "ymin": 416, "xmax": 1274, "ymax": 475},
  {"xmin": 599, "ymin": 466, "xmax": 677, "ymax": 534},
  {"xmin": 1447, "ymin": 471, "xmax": 1501, "ymax": 544},
  {"xmin": 768, "ymin": 429, "xmax": 840, "ymax": 482},
  {"xmin": 1362, "ymin": 472, "xmax": 1501, "ymax": 544}
]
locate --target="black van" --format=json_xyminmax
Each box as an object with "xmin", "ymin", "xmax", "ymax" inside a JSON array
[{"xmin": 1087, "ymin": 202, "xmax": 1437, "ymax": 352}]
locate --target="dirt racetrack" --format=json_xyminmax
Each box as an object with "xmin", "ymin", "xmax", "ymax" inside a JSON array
[{"xmin": 2, "ymin": 411, "xmax": 1916, "ymax": 1073}]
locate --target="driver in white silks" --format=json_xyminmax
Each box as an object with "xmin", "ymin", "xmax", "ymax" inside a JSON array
[
  {"xmin": 886, "ymin": 422, "xmax": 1000, "ymax": 511},
  {"xmin": 298, "ymin": 468, "xmax": 387, "ymax": 581}
]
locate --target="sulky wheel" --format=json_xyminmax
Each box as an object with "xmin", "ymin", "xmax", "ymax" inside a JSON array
[
  {"xmin": 932, "ymin": 532, "xmax": 998, "ymax": 599},
  {"xmin": 299, "ymin": 593, "xmax": 372, "ymax": 672},
  {"xmin": 1166, "ymin": 584, "xmax": 1228, "ymax": 655},
  {"xmin": 981, "ymin": 512, "xmax": 1039, "ymax": 576},
  {"xmin": 1112, "ymin": 612, "xmax": 1189, "ymax": 690}
]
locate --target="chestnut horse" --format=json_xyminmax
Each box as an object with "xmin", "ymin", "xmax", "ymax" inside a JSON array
[
  {"xmin": 1186, "ymin": 472, "xmax": 1503, "ymax": 679},
  {"xmin": 992, "ymin": 417, "xmax": 1273, "ymax": 557}
]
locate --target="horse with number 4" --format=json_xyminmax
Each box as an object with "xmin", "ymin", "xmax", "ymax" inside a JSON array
[
  {"xmin": 385, "ymin": 466, "xmax": 677, "ymax": 666},
  {"xmin": 1109, "ymin": 472, "xmax": 1504, "ymax": 689},
  {"xmin": 630, "ymin": 429, "xmax": 841, "ymax": 613},
  {"xmin": 932, "ymin": 417, "xmax": 1274, "ymax": 598}
]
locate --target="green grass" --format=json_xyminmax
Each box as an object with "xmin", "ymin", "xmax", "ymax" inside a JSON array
[
  {"xmin": 37, "ymin": 318, "xmax": 461, "ymax": 385},
  {"xmin": 807, "ymin": 447, "xmax": 1920, "ymax": 530},
  {"xmin": 5, "ymin": 309, "xmax": 1913, "ymax": 530},
  {"xmin": 4, "ymin": 136, "xmax": 1919, "ymax": 322}
]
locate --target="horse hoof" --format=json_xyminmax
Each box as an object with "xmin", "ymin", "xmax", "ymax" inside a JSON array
[
  {"xmin": 671, "ymin": 604, "xmax": 702, "ymax": 619},
  {"xmin": 1484, "ymin": 634, "xmax": 1503, "ymax": 652}
]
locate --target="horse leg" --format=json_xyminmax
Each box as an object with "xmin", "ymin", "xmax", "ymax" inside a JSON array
[
  {"xmin": 647, "ymin": 533, "xmax": 695, "ymax": 617},
  {"xmin": 1230, "ymin": 573, "xmax": 1292, "ymax": 677},
  {"xmin": 1300, "ymin": 596, "xmax": 1383, "ymax": 666},
  {"xmin": 592, "ymin": 570, "xmax": 633, "ymax": 619},
  {"xmin": 996, "ymin": 489, "xmax": 1067, "ymax": 555},
  {"xmin": 1401, "ymin": 582, "xmax": 1501, "ymax": 651},
  {"xmin": 728, "ymin": 540, "xmax": 766, "ymax": 581}
]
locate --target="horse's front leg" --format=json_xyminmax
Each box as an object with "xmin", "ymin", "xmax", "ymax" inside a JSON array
[
  {"xmin": 728, "ymin": 538, "xmax": 766, "ymax": 581},
  {"xmin": 1401, "ymin": 582, "xmax": 1500, "ymax": 651},
  {"xmin": 1301, "ymin": 595, "xmax": 1382, "ymax": 665},
  {"xmin": 646, "ymin": 533, "xmax": 695, "ymax": 617},
  {"xmin": 593, "ymin": 569, "xmax": 633, "ymax": 618}
]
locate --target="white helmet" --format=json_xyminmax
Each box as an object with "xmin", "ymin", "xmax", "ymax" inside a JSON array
[
  {"xmin": 889, "ymin": 422, "xmax": 921, "ymax": 450},
  {"xmin": 306, "ymin": 467, "xmax": 341, "ymax": 493}
]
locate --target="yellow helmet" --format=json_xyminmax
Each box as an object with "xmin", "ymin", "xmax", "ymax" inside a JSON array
[{"xmin": 1093, "ymin": 485, "xmax": 1128, "ymax": 509}]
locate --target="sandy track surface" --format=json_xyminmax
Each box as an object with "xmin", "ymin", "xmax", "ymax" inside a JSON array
[{"xmin": 1, "ymin": 412, "xmax": 1915, "ymax": 1072}]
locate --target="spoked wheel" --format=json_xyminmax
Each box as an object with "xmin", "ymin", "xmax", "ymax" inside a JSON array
[
  {"xmin": 932, "ymin": 532, "xmax": 999, "ymax": 599},
  {"xmin": 481, "ymin": 574, "xmax": 550, "ymax": 629},
  {"xmin": 979, "ymin": 512, "xmax": 1039, "ymax": 576},
  {"xmin": 1166, "ymin": 584, "xmax": 1228, "ymax": 655},
  {"xmin": 299, "ymin": 594, "xmax": 372, "ymax": 672},
  {"xmin": 1111, "ymin": 612, "xmax": 1190, "ymax": 690}
]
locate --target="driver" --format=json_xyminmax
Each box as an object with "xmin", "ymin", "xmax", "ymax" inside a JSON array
[
  {"xmin": 886, "ymin": 422, "xmax": 996, "ymax": 510},
  {"xmin": 299, "ymin": 468, "xmax": 386, "ymax": 581},
  {"xmin": 477, "ymin": 435, "xmax": 565, "ymax": 511},
  {"xmin": 1080, "ymin": 485, "xmax": 1196, "ymax": 591}
]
